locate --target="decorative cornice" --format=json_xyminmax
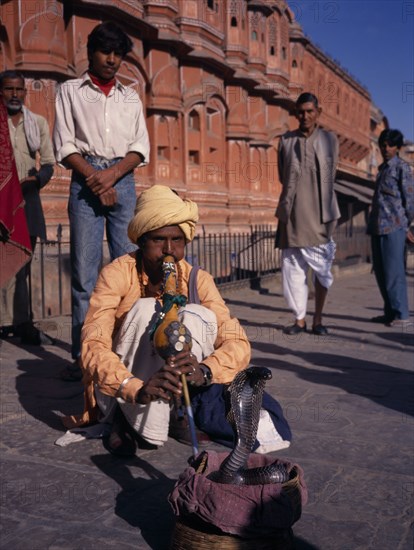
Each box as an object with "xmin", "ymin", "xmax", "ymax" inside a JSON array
[
  {"xmin": 246, "ymin": 1, "xmax": 273, "ymax": 16},
  {"xmin": 305, "ymin": 42, "xmax": 370, "ymax": 99},
  {"xmin": 174, "ymin": 17, "xmax": 225, "ymax": 43}
]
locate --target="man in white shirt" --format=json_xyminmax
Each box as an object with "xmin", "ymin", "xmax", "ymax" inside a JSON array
[{"xmin": 53, "ymin": 22, "xmax": 150, "ymax": 380}]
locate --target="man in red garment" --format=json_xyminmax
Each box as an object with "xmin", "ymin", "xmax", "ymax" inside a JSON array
[{"xmin": 0, "ymin": 100, "xmax": 31, "ymax": 288}]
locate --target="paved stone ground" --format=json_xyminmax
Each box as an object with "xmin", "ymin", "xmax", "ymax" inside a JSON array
[{"xmin": 0, "ymin": 265, "xmax": 413, "ymax": 550}]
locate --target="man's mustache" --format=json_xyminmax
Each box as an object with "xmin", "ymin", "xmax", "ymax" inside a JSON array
[
  {"xmin": 6, "ymin": 100, "xmax": 23, "ymax": 110},
  {"xmin": 161, "ymin": 254, "xmax": 177, "ymax": 263}
]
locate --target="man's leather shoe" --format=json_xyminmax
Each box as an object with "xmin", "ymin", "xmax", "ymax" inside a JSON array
[
  {"xmin": 311, "ymin": 324, "xmax": 328, "ymax": 335},
  {"xmin": 19, "ymin": 322, "xmax": 55, "ymax": 345},
  {"xmin": 371, "ymin": 315, "xmax": 393, "ymax": 324},
  {"xmin": 0, "ymin": 325, "xmax": 15, "ymax": 339},
  {"xmin": 283, "ymin": 323, "xmax": 307, "ymax": 335}
]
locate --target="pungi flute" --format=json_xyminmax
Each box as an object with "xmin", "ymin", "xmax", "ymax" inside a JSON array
[{"xmin": 152, "ymin": 255, "xmax": 199, "ymax": 458}]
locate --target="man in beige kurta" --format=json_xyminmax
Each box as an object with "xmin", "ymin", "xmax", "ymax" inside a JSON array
[
  {"xmin": 276, "ymin": 92, "xmax": 340, "ymax": 336},
  {"xmin": 0, "ymin": 70, "xmax": 55, "ymax": 345}
]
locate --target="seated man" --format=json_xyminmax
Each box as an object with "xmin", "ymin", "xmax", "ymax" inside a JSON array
[{"xmin": 63, "ymin": 185, "xmax": 291, "ymax": 456}]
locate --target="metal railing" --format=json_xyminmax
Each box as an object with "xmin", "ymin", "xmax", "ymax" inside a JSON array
[{"xmin": 29, "ymin": 223, "xmax": 372, "ymax": 320}]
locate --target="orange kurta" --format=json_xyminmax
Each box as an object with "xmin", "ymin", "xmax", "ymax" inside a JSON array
[{"xmin": 63, "ymin": 254, "xmax": 251, "ymax": 428}]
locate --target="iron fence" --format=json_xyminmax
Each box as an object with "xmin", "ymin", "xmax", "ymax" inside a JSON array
[{"xmin": 29, "ymin": 223, "xmax": 372, "ymax": 320}]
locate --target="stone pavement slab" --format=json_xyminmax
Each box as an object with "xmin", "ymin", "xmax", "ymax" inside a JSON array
[{"xmin": 0, "ymin": 266, "xmax": 413, "ymax": 549}]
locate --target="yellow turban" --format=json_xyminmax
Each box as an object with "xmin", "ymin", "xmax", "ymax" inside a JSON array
[{"xmin": 128, "ymin": 185, "xmax": 199, "ymax": 243}]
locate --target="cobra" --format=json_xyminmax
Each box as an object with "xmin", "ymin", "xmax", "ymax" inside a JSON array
[{"xmin": 208, "ymin": 367, "xmax": 289, "ymax": 485}]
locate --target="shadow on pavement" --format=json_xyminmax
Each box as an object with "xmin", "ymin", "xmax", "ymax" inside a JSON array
[
  {"xmin": 377, "ymin": 331, "xmax": 414, "ymax": 346},
  {"xmin": 225, "ymin": 297, "xmax": 291, "ymax": 314},
  {"xmin": 11, "ymin": 341, "xmax": 83, "ymax": 431},
  {"xmin": 250, "ymin": 343, "xmax": 414, "ymax": 418},
  {"xmin": 238, "ymin": 313, "xmax": 412, "ymax": 358},
  {"xmin": 293, "ymin": 537, "xmax": 321, "ymax": 549},
  {"xmin": 90, "ymin": 453, "xmax": 176, "ymax": 550}
]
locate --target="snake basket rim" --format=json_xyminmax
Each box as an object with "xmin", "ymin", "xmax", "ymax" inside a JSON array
[
  {"xmin": 196, "ymin": 450, "xmax": 303, "ymax": 493},
  {"xmin": 169, "ymin": 519, "xmax": 295, "ymax": 550}
]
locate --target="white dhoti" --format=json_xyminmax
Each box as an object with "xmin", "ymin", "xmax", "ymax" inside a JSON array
[
  {"xmin": 281, "ymin": 240, "xmax": 336, "ymax": 320},
  {"xmin": 95, "ymin": 298, "xmax": 217, "ymax": 446},
  {"xmin": 57, "ymin": 299, "xmax": 292, "ymax": 453}
]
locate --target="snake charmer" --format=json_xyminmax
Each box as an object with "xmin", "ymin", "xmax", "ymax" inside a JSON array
[{"xmin": 62, "ymin": 185, "xmax": 292, "ymax": 457}]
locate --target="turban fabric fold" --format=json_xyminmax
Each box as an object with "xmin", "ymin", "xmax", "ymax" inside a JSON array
[{"xmin": 128, "ymin": 185, "xmax": 199, "ymax": 243}]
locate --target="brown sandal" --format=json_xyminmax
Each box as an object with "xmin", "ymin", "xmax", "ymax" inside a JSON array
[
  {"xmin": 103, "ymin": 427, "xmax": 137, "ymax": 457},
  {"xmin": 60, "ymin": 361, "xmax": 83, "ymax": 381},
  {"xmin": 103, "ymin": 407, "xmax": 137, "ymax": 457}
]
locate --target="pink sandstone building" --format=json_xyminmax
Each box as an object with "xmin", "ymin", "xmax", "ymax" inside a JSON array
[{"xmin": 1, "ymin": 0, "xmax": 380, "ymax": 239}]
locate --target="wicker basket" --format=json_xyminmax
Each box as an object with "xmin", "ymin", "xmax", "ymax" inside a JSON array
[
  {"xmin": 168, "ymin": 451, "xmax": 306, "ymax": 549},
  {"xmin": 170, "ymin": 519, "xmax": 294, "ymax": 550}
]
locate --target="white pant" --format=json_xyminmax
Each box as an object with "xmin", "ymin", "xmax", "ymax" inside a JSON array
[
  {"xmin": 281, "ymin": 241, "xmax": 336, "ymax": 320},
  {"xmin": 95, "ymin": 298, "xmax": 217, "ymax": 446}
]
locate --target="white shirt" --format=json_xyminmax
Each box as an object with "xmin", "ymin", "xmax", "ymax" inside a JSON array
[{"xmin": 53, "ymin": 73, "xmax": 150, "ymax": 165}]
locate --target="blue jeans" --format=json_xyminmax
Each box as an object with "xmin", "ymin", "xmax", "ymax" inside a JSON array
[
  {"xmin": 68, "ymin": 157, "xmax": 137, "ymax": 359},
  {"xmin": 371, "ymin": 228, "xmax": 409, "ymax": 321}
]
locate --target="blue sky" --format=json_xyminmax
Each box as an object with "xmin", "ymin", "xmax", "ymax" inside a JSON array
[{"xmin": 292, "ymin": 0, "xmax": 414, "ymax": 142}]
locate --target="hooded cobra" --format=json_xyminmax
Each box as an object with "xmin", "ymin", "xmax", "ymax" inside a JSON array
[{"xmin": 208, "ymin": 366, "xmax": 289, "ymax": 485}]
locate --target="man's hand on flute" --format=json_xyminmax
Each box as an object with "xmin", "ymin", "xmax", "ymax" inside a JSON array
[
  {"xmin": 167, "ymin": 350, "xmax": 205, "ymax": 387},
  {"xmin": 134, "ymin": 350, "xmax": 203, "ymax": 404}
]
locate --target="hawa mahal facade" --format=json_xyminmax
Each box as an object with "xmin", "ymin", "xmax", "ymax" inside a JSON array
[{"xmin": 1, "ymin": 0, "xmax": 385, "ymax": 237}]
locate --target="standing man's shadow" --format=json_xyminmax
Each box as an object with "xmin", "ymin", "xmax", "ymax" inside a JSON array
[{"xmin": 12, "ymin": 343, "xmax": 84, "ymax": 431}]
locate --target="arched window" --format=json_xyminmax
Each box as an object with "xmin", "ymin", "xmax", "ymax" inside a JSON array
[
  {"xmin": 292, "ymin": 59, "xmax": 297, "ymax": 68},
  {"xmin": 189, "ymin": 150, "xmax": 200, "ymax": 165},
  {"xmin": 206, "ymin": 106, "xmax": 220, "ymax": 133},
  {"xmin": 231, "ymin": 16, "xmax": 237, "ymax": 27},
  {"xmin": 157, "ymin": 146, "xmax": 169, "ymax": 160},
  {"xmin": 188, "ymin": 109, "xmax": 200, "ymax": 131},
  {"xmin": 282, "ymin": 47, "xmax": 286, "ymax": 59},
  {"xmin": 156, "ymin": 115, "xmax": 171, "ymax": 173},
  {"xmin": 269, "ymin": 19, "xmax": 277, "ymax": 56},
  {"xmin": 252, "ymin": 30, "xmax": 258, "ymax": 40}
]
